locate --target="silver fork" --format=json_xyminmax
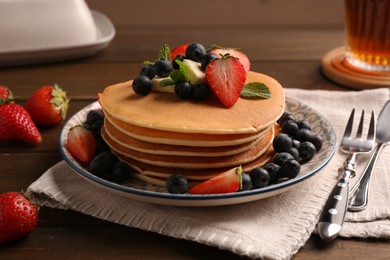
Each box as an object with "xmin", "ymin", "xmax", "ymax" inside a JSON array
[{"xmin": 318, "ymin": 109, "xmax": 375, "ymax": 242}]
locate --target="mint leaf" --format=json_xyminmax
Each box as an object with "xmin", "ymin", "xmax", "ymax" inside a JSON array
[
  {"xmin": 175, "ymin": 60, "xmax": 189, "ymax": 81},
  {"xmin": 167, "ymin": 60, "xmax": 189, "ymax": 83},
  {"xmin": 240, "ymin": 82, "xmax": 271, "ymax": 99},
  {"xmin": 158, "ymin": 43, "xmax": 171, "ymax": 60},
  {"xmin": 143, "ymin": 60, "xmax": 155, "ymax": 66},
  {"xmin": 170, "ymin": 70, "xmax": 187, "ymax": 83},
  {"xmin": 159, "ymin": 78, "xmax": 176, "ymax": 87}
]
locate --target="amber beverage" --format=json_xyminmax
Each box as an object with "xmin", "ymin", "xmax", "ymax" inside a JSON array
[{"xmin": 345, "ymin": 0, "xmax": 390, "ymax": 71}]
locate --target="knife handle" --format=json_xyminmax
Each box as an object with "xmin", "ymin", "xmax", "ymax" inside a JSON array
[{"xmin": 318, "ymin": 168, "xmax": 353, "ymax": 241}]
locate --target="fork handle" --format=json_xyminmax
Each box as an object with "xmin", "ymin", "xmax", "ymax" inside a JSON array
[
  {"xmin": 348, "ymin": 143, "xmax": 384, "ymax": 211},
  {"xmin": 318, "ymin": 154, "xmax": 356, "ymax": 241}
]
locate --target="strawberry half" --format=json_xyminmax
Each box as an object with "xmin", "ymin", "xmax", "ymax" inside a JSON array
[
  {"xmin": 205, "ymin": 55, "xmax": 247, "ymax": 108},
  {"xmin": 170, "ymin": 43, "xmax": 189, "ymax": 61},
  {"xmin": 0, "ymin": 192, "xmax": 39, "ymax": 243},
  {"xmin": 0, "ymin": 85, "xmax": 14, "ymax": 105},
  {"xmin": 0, "ymin": 103, "xmax": 42, "ymax": 144},
  {"xmin": 188, "ymin": 166, "xmax": 243, "ymax": 194},
  {"xmin": 66, "ymin": 125, "xmax": 96, "ymax": 163},
  {"xmin": 25, "ymin": 84, "xmax": 69, "ymax": 127},
  {"xmin": 211, "ymin": 48, "xmax": 250, "ymax": 74}
]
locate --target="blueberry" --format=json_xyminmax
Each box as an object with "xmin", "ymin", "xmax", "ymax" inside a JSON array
[
  {"xmin": 172, "ymin": 55, "xmax": 185, "ymax": 70},
  {"xmin": 86, "ymin": 110, "xmax": 104, "ymax": 125},
  {"xmin": 296, "ymin": 128, "xmax": 313, "ymax": 142},
  {"xmin": 250, "ymin": 167, "xmax": 270, "ymax": 188},
  {"xmin": 166, "ymin": 174, "xmax": 188, "ymax": 194},
  {"xmin": 174, "ymin": 82, "xmax": 193, "ymax": 99},
  {"xmin": 154, "ymin": 58, "xmax": 173, "ymax": 77},
  {"xmin": 298, "ymin": 141, "xmax": 317, "ymax": 162},
  {"xmin": 280, "ymin": 159, "xmax": 301, "ymax": 179},
  {"xmin": 287, "ymin": 147, "xmax": 300, "ymax": 161},
  {"xmin": 185, "ymin": 42, "xmax": 206, "ymax": 62},
  {"xmin": 112, "ymin": 161, "xmax": 132, "ymax": 183},
  {"xmin": 200, "ymin": 52, "xmax": 218, "ymax": 70},
  {"xmin": 264, "ymin": 163, "xmax": 281, "ymax": 183},
  {"xmin": 239, "ymin": 173, "xmax": 252, "ymax": 191},
  {"xmin": 281, "ymin": 119, "xmax": 299, "ymax": 136},
  {"xmin": 292, "ymin": 139, "xmax": 301, "ymax": 149},
  {"xmin": 277, "ymin": 112, "xmax": 296, "ymax": 125},
  {"xmin": 90, "ymin": 151, "xmax": 117, "ymax": 178},
  {"xmin": 193, "ymin": 83, "xmax": 210, "ymax": 100},
  {"xmin": 90, "ymin": 120, "xmax": 104, "ymax": 138},
  {"xmin": 309, "ymin": 134, "xmax": 323, "ymax": 152},
  {"xmin": 140, "ymin": 64, "xmax": 156, "ymax": 79},
  {"xmin": 273, "ymin": 152, "xmax": 294, "ymax": 166},
  {"xmin": 132, "ymin": 75, "xmax": 153, "ymax": 96},
  {"xmin": 297, "ymin": 120, "xmax": 311, "ymax": 130},
  {"xmin": 95, "ymin": 137, "xmax": 110, "ymax": 155},
  {"xmin": 273, "ymin": 133, "xmax": 292, "ymax": 153}
]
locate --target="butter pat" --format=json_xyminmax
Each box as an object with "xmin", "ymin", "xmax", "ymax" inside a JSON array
[{"xmin": 183, "ymin": 59, "xmax": 206, "ymax": 85}]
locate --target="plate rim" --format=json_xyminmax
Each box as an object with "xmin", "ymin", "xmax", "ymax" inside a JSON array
[{"xmin": 59, "ymin": 97, "xmax": 336, "ymax": 205}]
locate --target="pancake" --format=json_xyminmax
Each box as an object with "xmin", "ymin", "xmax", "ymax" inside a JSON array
[
  {"xmin": 116, "ymin": 143, "xmax": 276, "ymax": 180},
  {"xmin": 100, "ymin": 71, "xmax": 285, "ymax": 134},
  {"xmin": 103, "ymin": 121, "xmax": 260, "ymax": 157},
  {"xmin": 102, "ymin": 125, "xmax": 274, "ymax": 169},
  {"xmin": 105, "ymin": 113, "xmax": 268, "ymax": 147}
]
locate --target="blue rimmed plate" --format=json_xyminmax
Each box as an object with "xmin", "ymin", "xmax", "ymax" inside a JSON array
[{"xmin": 59, "ymin": 98, "xmax": 336, "ymax": 207}]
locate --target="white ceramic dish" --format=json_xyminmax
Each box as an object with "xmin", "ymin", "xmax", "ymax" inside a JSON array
[
  {"xmin": 0, "ymin": 8, "xmax": 115, "ymax": 66},
  {"xmin": 59, "ymin": 98, "xmax": 336, "ymax": 207}
]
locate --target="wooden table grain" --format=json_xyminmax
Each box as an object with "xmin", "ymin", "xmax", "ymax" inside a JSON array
[{"xmin": 1, "ymin": 1, "xmax": 389, "ymax": 259}]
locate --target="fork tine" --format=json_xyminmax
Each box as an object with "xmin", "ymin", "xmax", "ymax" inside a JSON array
[
  {"xmin": 343, "ymin": 108, "xmax": 355, "ymax": 138},
  {"xmin": 356, "ymin": 110, "xmax": 365, "ymax": 138},
  {"xmin": 367, "ymin": 110, "xmax": 376, "ymax": 141}
]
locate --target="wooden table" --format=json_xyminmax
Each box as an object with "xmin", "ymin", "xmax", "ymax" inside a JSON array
[{"xmin": 1, "ymin": 0, "xmax": 389, "ymax": 259}]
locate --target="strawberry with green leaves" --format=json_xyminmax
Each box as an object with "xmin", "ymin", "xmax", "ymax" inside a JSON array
[
  {"xmin": 25, "ymin": 84, "xmax": 69, "ymax": 127},
  {"xmin": 0, "ymin": 85, "xmax": 14, "ymax": 105},
  {"xmin": 210, "ymin": 46, "xmax": 251, "ymax": 74},
  {"xmin": 205, "ymin": 54, "xmax": 247, "ymax": 108},
  {"xmin": 188, "ymin": 166, "xmax": 243, "ymax": 194},
  {"xmin": 0, "ymin": 103, "xmax": 42, "ymax": 144},
  {"xmin": 0, "ymin": 192, "xmax": 39, "ymax": 243}
]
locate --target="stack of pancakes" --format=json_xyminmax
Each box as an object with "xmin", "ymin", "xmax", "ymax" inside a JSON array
[{"xmin": 100, "ymin": 71, "xmax": 285, "ymax": 186}]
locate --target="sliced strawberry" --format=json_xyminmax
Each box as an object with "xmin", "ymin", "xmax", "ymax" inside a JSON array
[
  {"xmin": 205, "ymin": 55, "xmax": 247, "ymax": 108},
  {"xmin": 170, "ymin": 43, "xmax": 189, "ymax": 61},
  {"xmin": 211, "ymin": 48, "xmax": 250, "ymax": 74},
  {"xmin": 188, "ymin": 166, "xmax": 242, "ymax": 194},
  {"xmin": 66, "ymin": 125, "xmax": 96, "ymax": 163},
  {"xmin": 0, "ymin": 85, "xmax": 14, "ymax": 105}
]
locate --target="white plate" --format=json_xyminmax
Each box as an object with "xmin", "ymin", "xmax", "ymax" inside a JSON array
[
  {"xmin": 0, "ymin": 10, "xmax": 115, "ymax": 66},
  {"xmin": 59, "ymin": 98, "xmax": 336, "ymax": 207}
]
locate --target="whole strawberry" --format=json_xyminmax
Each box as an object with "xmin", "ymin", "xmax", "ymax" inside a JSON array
[
  {"xmin": 0, "ymin": 103, "xmax": 42, "ymax": 144},
  {"xmin": 25, "ymin": 84, "xmax": 69, "ymax": 127},
  {"xmin": 0, "ymin": 192, "xmax": 39, "ymax": 243},
  {"xmin": 0, "ymin": 85, "xmax": 14, "ymax": 105}
]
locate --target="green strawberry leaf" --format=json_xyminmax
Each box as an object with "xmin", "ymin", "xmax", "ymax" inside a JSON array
[
  {"xmin": 158, "ymin": 43, "xmax": 171, "ymax": 60},
  {"xmin": 240, "ymin": 82, "xmax": 271, "ymax": 99},
  {"xmin": 159, "ymin": 79, "xmax": 176, "ymax": 87}
]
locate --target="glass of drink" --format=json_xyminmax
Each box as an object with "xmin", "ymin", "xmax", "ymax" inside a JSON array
[{"xmin": 344, "ymin": 0, "xmax": 390, "ymax": 72}]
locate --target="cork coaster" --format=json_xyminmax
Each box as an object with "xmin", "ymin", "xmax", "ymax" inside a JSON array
[{"xmin": 321, "ymin": 47, "xmax": 390, "ymax": 89}]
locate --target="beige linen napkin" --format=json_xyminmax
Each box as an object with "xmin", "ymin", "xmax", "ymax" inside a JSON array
[{"xmin": 27, "ymin": 88, "xmax": 390, "ymax": 260}]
